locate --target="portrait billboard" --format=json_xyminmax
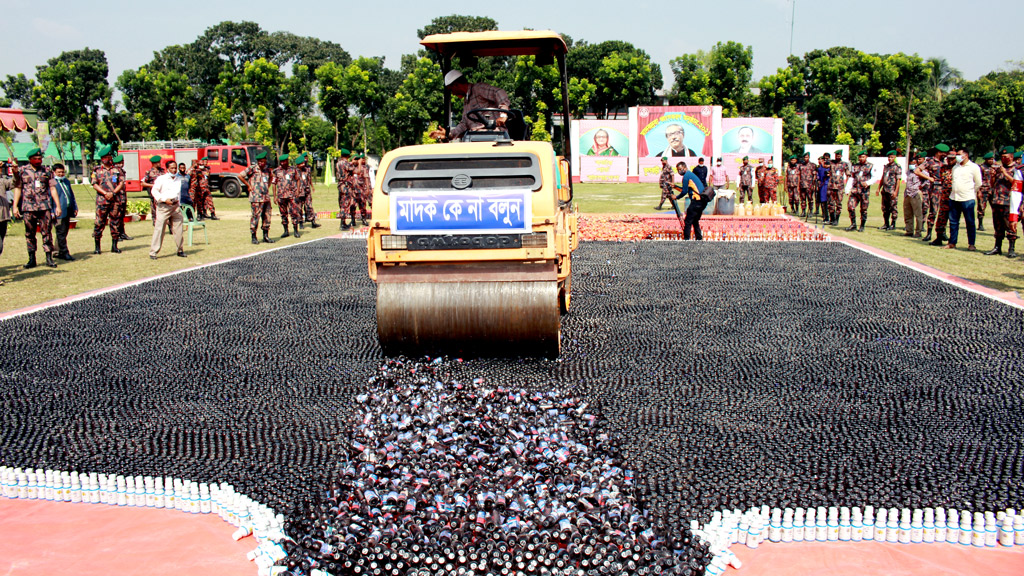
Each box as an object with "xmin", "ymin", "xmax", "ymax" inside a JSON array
[
  {"xmin": 634, "ymin": 106, "xmax": 720, "ymax": 183},
  {"xmin": 577, "ymin": 120, "xmax": 629, "ymax": 183},
  {"xmin": 721, "ymin": 118, "xmax": 778, "ymax": 180}
]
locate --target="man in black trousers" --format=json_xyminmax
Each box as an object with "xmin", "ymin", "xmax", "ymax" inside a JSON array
[{"xmin": 675, "ymin": 162, "xmax": 711, "ymax": 240}]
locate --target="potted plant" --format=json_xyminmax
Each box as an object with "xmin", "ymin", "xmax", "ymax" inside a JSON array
[{"xmin": 125, "ymin": 200, "xmax": 151, "ymax": 222}]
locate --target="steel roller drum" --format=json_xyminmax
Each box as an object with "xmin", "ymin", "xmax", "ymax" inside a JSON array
[{"xmin": 377, "ymin": 280, "xmax": 561, "ymax": 358}]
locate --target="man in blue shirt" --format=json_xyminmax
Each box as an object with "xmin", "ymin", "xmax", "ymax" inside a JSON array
[
  {"xmin": 692, "ymin": 157, "xmax": 709, "ymax": 188},
  {"xmin": 674, "ymin": 162, "xmax": 710, "ymax": 240},
  {"xmin": 817, "ymin": 152, "xmax": 831, "ymax": 220}
]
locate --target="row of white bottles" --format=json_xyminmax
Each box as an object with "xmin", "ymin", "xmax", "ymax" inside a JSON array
[{"xmin": 0, "ymin": 465, "xmax": 290, "ymax": 576}]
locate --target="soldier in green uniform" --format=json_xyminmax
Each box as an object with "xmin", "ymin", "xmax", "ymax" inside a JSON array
[
  {"xmin": 655, "ymin": 157, "xmax": 675, "ymax": 210},
  {"xmin": 12, "ymin": 147, "xmax": 61, "ymax": 268},
  {"xmin": 113, "ymin": 154, "xmax": 133, "ymax": 241},
  {"xmin": 335, "ymin": 148, "xmax": 354, "ymax": 230},
  {"xmin": 798, "ymin": 152, "xmax": 818, "ymax": 218},
  {"xmin": 737, "ymin": 157, "xmax": 754, "ymax": 203},
  {"xmin": 920, "ymin": 144, "xmax": 948, "ymax": 242},
  {"xmin": 985, "ymin": 146, "xmax": 1021, "ymax": 257},
  {"xmin": 828, "ymin": 150, "xmax": 851, "ymax": 226},
  {"xmin": 977, "ymin": 152, "xmax": 995, "ymax": 232},
  {"xmin": 243, "ymin": 151, "xmax": 276, "ymax": 244},
  {"xmin": 784, "ymin": 155, "xmax": 801, "ymax": 213},
  {"xmin": 295, "ymin": 153, "xmax": 320, "ymax": 229},
  {"xmin": 846, "ymin": 151, "xmax": 873, "ymax": 231},
  {"xmin": 877, "ymin": 150, "xmax": 902, "ymax": 230},
  {"xmin": 90, "ymin": 145, "xmax": 125, "ymax": 254},
  {"xmin": 273, "ymin": 154, "xmax": 301, "ymax": 239}
]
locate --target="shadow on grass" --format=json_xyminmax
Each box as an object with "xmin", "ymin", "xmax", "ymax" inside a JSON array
[{"xmin": 961, "ymin": 274, "xmax": 1024, "ymax": 295}]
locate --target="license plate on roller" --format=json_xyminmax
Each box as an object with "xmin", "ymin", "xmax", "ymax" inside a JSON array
[{"xmin": 405, "ymin": 234, "xmax": 523, "ymax": 251}]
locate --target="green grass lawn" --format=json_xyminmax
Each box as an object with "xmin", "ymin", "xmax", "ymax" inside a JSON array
[{"xmin": 0, "ymin": 181, "xmax": 1020, "ymax": 314}]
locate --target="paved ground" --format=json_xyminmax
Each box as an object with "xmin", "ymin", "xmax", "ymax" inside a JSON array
[{"xmin": 1, "ymin": 239, "xmax": 1022, "ymax": 534}]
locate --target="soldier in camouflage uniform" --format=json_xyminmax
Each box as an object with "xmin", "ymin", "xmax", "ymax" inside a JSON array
[
  {"xmin": 985, "ymin": 146, "xmax": 1022, "ymax": 257},
  {"xmin": 190, "ymin": 157, "xmax": 216, "ymax": 220},
  {"xmin": 353, "ymin": 154, "xmax": 372, "ymax": 226},
  {"xmin": 141, "ymin": 155, "xmax": 166, "ymax": 227},
  {"xmin": 737, "ymin": 157, "xmax": 754, "ymax": 203},
  {"xmin": 759, "ymin": 160, "xmax": 779, "ymax": 204},
  {"xmin": 243, "ymin": 150, "xmax": 276, "ymax": 245},
  {"xmin": 335, "ymin": 148, "xmax": 355, "ymax": 230},
  {"xmin": 798, "ymin": 152, "xmax": 818, "ymax": 217},
  {"xmin": 91, "ymin": 146, "xmax": 125, "ymax": 255},
  {"xmin": 273, "ymin": 154, "xmax": 301, "ymax": 239},
  {"xmin": 919, "ymin": 144, "xmax": 948, "ymax": 242},
  {"xmin": 655, "ymin": 157, "xmax": 675, "ymax": 210},
  {"xmin": 11, "ymin": 147, "xmax": 61, "ymax": 268},
  {"xmin": 827, "ymin": 150, "xmax": 851, "ymax": 226},
  {"xmin": 754, "ymin": 159, "xmax": 767, "ymax": 202},
  {"xmin": 929, "ymin": 156, "xmax": 955, "ymax": 246},
  {"xmin": 846, "ymin": 151, "xmax": 873, "ymax": 232},
  {"xmin": 977, "ymin": 152, "xmax": 996, "ymax": 232},
  {"xmin": 784, "ymin": 155, "xmax": 801, "ymax": 213},
  {"xmin": 112, "ymin": 154, "xmax": 133, "ymax": 241},
  {"xmin": 295, "ymin": 153, "xmax": 320, "ymax": 229},
  {"xmin": 877, "ymin": 150, "xmax": 902, "ymax": 230}
]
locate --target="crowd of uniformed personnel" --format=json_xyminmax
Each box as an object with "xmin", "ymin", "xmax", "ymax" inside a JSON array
[
  {"xmin": 778, "ymin": 145, "xmax": 1024, "ymax": 256},
  {"xmin": 333, "ymin": 148, "xmax": 373, "ymax": 230}
]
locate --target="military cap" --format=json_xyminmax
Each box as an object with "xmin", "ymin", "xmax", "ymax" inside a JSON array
[
  {"xmin": 802, "ymin": 151, "xmax": 810, "ymax": 156},
  {"xmin": 886, "ymin": 150, "xmax": 898, "ymax": 156},
  {"xmin": 150, "ymin": 155, "xmax": 163, "ymax": 163},
  {"xmin": 255, "ymin": 150, "xmax": 268, "ymax": 160},
  {"xmin": 26, "ymin": 147, "xmax": 42, "ymax": 158},
  {"xmin": 97, "ymin": 144, "xmax": 113, "ymax": 158},
  {"xmin": 983, "ymin": 152, "xmax": 994, "ymax": 160},
  {"xmin": 788, "ymin": 154, "xmax": 798, "ymax": 160},
  {"xmin": 278, "ymin": 153, "xmax": 290, "ymax": 162},
  {"xmin": 857, "ymin": 150, "xmax": 868, "ymax": 156},
  {"xmin": 822, "ymin": 152, "xmax": 831, "ymax": 157},
  {"xmin": 113, "ymin": 154, "xmax": 124, "ymax": 163},
  {"xmin": 834, "ymin": 150, "xmax": 844, "ymax": 156},
  {"xmin": 661, "ymin": 157, "xmax": 668, "ymax": 162},
  {"xmin": 999, "ymin": 145, "xmax": 1015, "ymax": 155},
  {"xmin": 742, "ymin": 156, "xmax": 749, "ymax": 160},
  {"xmin": 934, "ymin": 143, "xmax": 950, "ymax": 152},
  {"xmin": 296, "ymin": 152, "xmax": 308, "ymax": 163},
  {"xmin": 339, "ymin": 148, "xmax": 351, "ymax": 156},
  {"xmin": 1016, "ymin": 150, "xmax": 1023, "ymax": 159}
]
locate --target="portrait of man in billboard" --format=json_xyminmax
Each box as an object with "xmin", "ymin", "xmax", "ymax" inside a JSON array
[
  {"xmin": 722, "ymin": 123, "xmax": 773, "ymax": 155},
  {"xmin": 734, "ymin": 126, "xmax": 764, "ymax": 154},
  {"xmin": 654, "ymin": 124, "xmax": 699, "ymax": 157}
]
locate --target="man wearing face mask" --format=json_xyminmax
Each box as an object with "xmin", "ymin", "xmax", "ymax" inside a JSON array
[
  {"xmin": 693, "ymin": 157, "xmax": 708, "ymax": 188},
  {"xmin": 760, "ymin": 159, "xmax": 779, "ymax": 203},
  {"xmin": 877, "ymin": 151, "xmax": 902, "ymax": 230},
  {"xmin": 986, "ymin": 146, "xmax": 1022, "ymax": 257},
  {"xmin": 784, "ymin": 155, "xmax": 800, "ymax": 213},
  {"xmin": 12, "ymin": 147, "xmax": 62, "ymax": 268},
  {"xmin": 846, "ymin": 151, "xmax": 873, "ymax": 231},
  {"xmin": 827, "ymin": 150, "xmax": 851, "ymax": 226},
  {"xmin": 91, "ymin": 145, "xmax": 124, "ymax": 255},
  {"xmin": 929, "ymin": 154, "xmax": 956, "ymax": 246},
  {"xmin": 946, "ymin": 147, "xmax": 982, "ymax": 251},
  {"xmin": 709, "ymin": 157, "xmax": 729, "ymax": 195},
  {"xmin": 977, "ymin": 152, "xmax": 996, "ymax": 231},
  {"xmin": 737, "ymin": 156, "xmax": 754, "ymax": 203},
  {"xmin": 919, "ymin": 144, "xmax": 948, "ymax": 242},
  {"xmin": 798, "ymin": 152, "xmax": 818, "ymax": 218}
]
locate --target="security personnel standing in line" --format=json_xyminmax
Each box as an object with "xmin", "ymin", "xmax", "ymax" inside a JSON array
[
  {"xmin": 113, "ymin": 154, "xmax": 133, "ymax": 241},
  {"xmin": 828, "ymin": 151, "xmax": 851, "ymax": 226},
  {"xmin": 295, "ymin": 153, "xmax": 320, "ymax": 229},
  {"xmin": 273, "ymin": 154, "xmax": 301, "ymax": 239},
  {"xmin": 978, "ymin": 152, "xmax": 996, "ymax": 231},
  {"xmin": 877, "ymin": 150, "xmax": 903, "ymax": 230},
  {"xmin": 655, "ymin": 157, "xmax": 675, "ymax": 210},
  {"xmin": 754, "ymin": 159, "xmax": 766, "ymax": 201},
  {"xmin": 846, "ymin": 151, "xmax": 873, "ymax": 232},
  {"xmin": 760, "ymin": 159, "xmax": 779, "ymax": 203},
  {"xmin": 353, "ymin": 154, "xmax": 371, "ymax": 227},
  {"xmin": 930, "ymin": 154, "xmax": 955, "ymax": 246},
  {"xmin": 798, "ymin": 152, "xmax": 818, "ymax": 218},
  {"xmin": 816, "ymin": 152, "xmax": 831, "ymax": 219},
  {"xmin": 190, "ymin": 157, "xmax": 216, "ymax": 221},
  {"xmin": 243, "ymin": 150, "xmax": 276, "ymax": 244},
  {"xmin": 335, "ymin": 148, "xmax": 354, "ymax": 230},
  {"xmin": 90, "ymin": 145, "xmax": 124, "ymax": 255},
  {"xmin": 141, "ymin": 155, "xmax": 165, "ymax": 226},
  {"xmin": 737, "ymin": 157, "xmax": 754, "ymax": 203},
  {"xmin": 985, "ymin": 146, "xmax": 1021, "ymax": 257},
  {"xmin": 920, "ymin": 144, "xmax": 949, "ymax": 242},
  {"xmin": 784, "ymin": 155, "xmax": 801, "ymax": 213},
  {"xmin": 12, "ymin": 147, "xmax": 62, "ymax": 268}
]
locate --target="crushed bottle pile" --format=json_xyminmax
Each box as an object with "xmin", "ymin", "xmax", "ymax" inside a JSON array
[{"xmin": 277, "ymin": 357, "xmax": 711, "ymax": 575}]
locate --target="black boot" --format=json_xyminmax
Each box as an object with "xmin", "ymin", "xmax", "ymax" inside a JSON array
[
  {"xmin": 120, "ymin": 232, "xmax": 134, "ymax": 241},
  {"xmin": 45, "ymin": 253, "xmax": 57, "ymax": 268},
  {"xmin": 977, "ymin": 219, "xmax": 985, "ymax": 232},
  {"xmin": 262, "ymin": 231, "xmax": 276, "ymax": 244},
  {"xmin": 845, "ymin": 213, "xmax": 857, "ymax": 231},
  {"xmin": 984, "ymin": 240, "xmax": 1003, "ymax": 256},
  {"xmin": 858, "ymin": 217, "xmax": 866, "ymax": 232},
  {"xmin": 111, "ymin": 239, "xmax": 122, "ymax": 254},
  {"xmin": 58, "ymin": 251, "xmax": 75, "ymax": 261},
  {"xmin": 930, "ymin": 231, "xmax": 945, "ymax": 246},
  {"xmin": 24, "ymin": 252, "xmax": 37, "ymax": 269},
  {"xmin": 341, "ymin": 218, "xmax": 350, "ymax": 230},
  {"xmin": 1008, "ymin": 240, "xmax": 1018, "ymax": 259},
  {"xmin": 293, "ymin": 224, "xmax": 301, "ymax": 238},
  {"xmin": 208, "ymin": 213, "xmax": 219, "ymax": 221},
  {"xmin": 251, "ymin": 233, "xmax": 259, "ymax": 245},
  {"xmin": 94, "ymin": 238, "xmax": 102, "ymax": 255},
  {"xmin": 881, "ymin": 215, "xmax": 889, "ymax": 230},
  {"xmin": 311, "ymin": 221, "xmax": 321, "ymax": 228},
  {"xmin": 361, "ymin": 216, "xmax": 369, "ymax": 226},
  {"xmin": 299, "ymin": 222, "xmax": 305, "ymax": 230},
  {"xmin": 923, "ymin": 225, "xmax": 932, "ymax": 243},
  {"xmin": 281, "ymin": 224, "xmax": 291, "ymax": 238}
]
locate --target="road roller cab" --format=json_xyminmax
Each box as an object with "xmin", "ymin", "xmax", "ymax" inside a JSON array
[{"xmin": 367, "ymin": 30, "xmax": 578, "ymax": 358}]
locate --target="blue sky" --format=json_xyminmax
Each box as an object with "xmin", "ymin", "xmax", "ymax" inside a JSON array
[{"xmin": 1, "ymin": 0, "xmax": 1019, "ymax": 97}]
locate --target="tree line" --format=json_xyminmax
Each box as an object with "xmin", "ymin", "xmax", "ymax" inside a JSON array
[{"xmin": 2, "ymin": 15, "xmax": 1022, "ymax": 168}]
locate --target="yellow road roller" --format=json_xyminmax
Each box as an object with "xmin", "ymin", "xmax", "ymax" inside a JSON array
[{"xmin": 367, "ymin": 30, "xmax": 578, "ymax": 358}]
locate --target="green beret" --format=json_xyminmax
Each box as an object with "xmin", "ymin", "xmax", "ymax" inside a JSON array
[
  {"xmin": 802, "ymin": 151, "xmax": 810, "ymax": 156},
  {"xmin": 98, "ymin": 144, "xmax": 113, "ymax": 158},
  {"xmin": 999, "ymin": 145, "xmax": 1016, "ymax": 155},
  {"xmin": 1016, "ymin": 151, "xmax": 1023, "ymax": 159},
  {"xmin": 857, "ymin": 150, "xmax": 868, "ymax": 156},
  {"xmin": 339, "ymin": 148, "xmax": 351, "ymax": 156},
  {"xmin": 886, "ymin": 150, "xmax": 898, "ymax": 156},
  {"xmin": 983, "ymin": 152, "xmax": 995, "ymax": 160},
  {"xmin": 296, "ymin": 152, "xmax": 308, "ymax": 163},
  {"xmin": 935, "ymin": 143, "xmax": 950, "ymax": 152},
  {"xmin": 278, "ymin": 153, "xmax": 290, "ymax": 162},
  {"xmin": 150, "ymin": 155, "xmax": 163, "ymax": 163},
  {"xmin": 742, "ymin": 156, "xmax": 749, "ymax": 160},
  {"xmin": 661, "ymin": 157, "xmax": 668, "ymax": 162},
  {"xmin": 113, "ymin": 154, "xmax": 124, "ymax": 163},
  {"xmin": 255, "ymin": 150, "xmax": 268, "ymax": 160},
  {"xmin": 788, "ymin": 154, "xmax": 797, "ymax": 160},
  {"xmin": 26, "ymin": 147, "xmax": 42, "ymax": 158},
  {"xmin": 834, "ymin": 150, "xmax": 843, "ymax": 156}
]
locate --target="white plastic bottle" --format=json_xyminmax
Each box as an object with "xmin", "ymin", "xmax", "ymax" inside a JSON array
[
  {"xmin": 922, "ymin": 508, "xmax": 935, "ymax": 543},
  {"xmin": 793, "ymin": 507, "xmax": 805, "ymax": 542},
  {"xmin": 851, "ymin": 507, "xmax": 863, "ymax": 542},
  {"xmin": 911, "ymin": 509, "xmax": 923, "ymax": 543}
]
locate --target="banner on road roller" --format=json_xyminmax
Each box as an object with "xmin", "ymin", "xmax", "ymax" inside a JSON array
[{"xmin": 389, "ymin": 189, "xmax": 533, "ymax": 235}]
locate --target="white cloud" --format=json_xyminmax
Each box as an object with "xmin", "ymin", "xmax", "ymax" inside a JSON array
[{"xmin": 31, "ymin": 17, "xmax": 81, "ymax": 41}]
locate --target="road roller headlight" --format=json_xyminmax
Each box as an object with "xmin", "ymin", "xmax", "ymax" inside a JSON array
[{"xmin": 380, "ymin": 234, "xmax": 407, "ymax": 250}]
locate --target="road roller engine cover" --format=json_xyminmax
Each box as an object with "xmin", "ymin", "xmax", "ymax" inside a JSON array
[{"xmin": 367, "ymin": 31, "xmax": 578, "ymax": 358}]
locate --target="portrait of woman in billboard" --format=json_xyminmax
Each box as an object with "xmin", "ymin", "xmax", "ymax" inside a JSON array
[{"xmin": 586, "ymin": 128, "xmax": 620, "ymax": 156}]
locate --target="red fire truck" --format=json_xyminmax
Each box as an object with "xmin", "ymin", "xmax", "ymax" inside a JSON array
[{"xmin": 119, "ymin": 141, "xmax": 275, "ymax": 197}]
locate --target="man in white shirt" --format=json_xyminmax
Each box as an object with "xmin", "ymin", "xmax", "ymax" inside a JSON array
[
  {"xmin": 947, "ymin": 147, "xmax": 983, "ymax": 251},
  {"xmin": 149, "ymin": 160, "xmax": 186, "ymax": 260}
]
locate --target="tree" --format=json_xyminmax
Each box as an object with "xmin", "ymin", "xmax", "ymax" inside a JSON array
[
  {"xmin": 926, "ymin": 57, "xmax": 963, "ymax": 102},
  {"xmin": 316, "ymin": 62, "xmax": 350, "ymax": 148},
  {"xmin": 383, "ymin": 57, "xmax": 442, "ymax": 147},
  {"xmin": 242, "ymin": 58, "xmax": 286, "ymax": 149},
  {"xmin": 594, "ymin": 51, "xmax": 656, "ymax": 118},
  {"xmin": 1, "ymin": 73, "xmax": 36, "ymax": 108},
  {"xmin": 115, "ymin": 66, "xmax": 191, "ymax": 140},
  {"xmin": 668, "ymin": 52, "xmax": 713, "ymax": 107},
  {"xmin": 33, "ymin": 48, "xmax": 110, "ymax": 172},
  {"xmin": 417, "ymin": 15, "xmax": 498, "ymax": 39},
  {"xmin": 671, "ymin": 41, "xmax": 755, "ymax": 116}
]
